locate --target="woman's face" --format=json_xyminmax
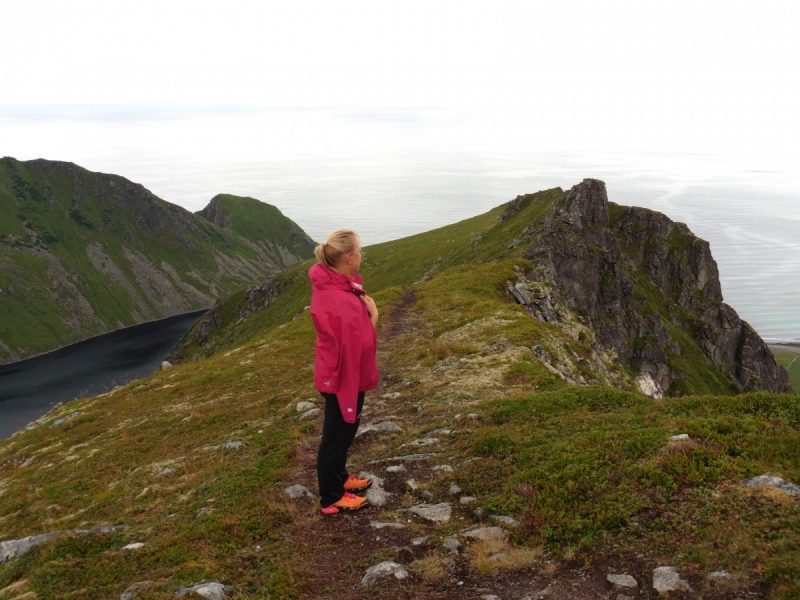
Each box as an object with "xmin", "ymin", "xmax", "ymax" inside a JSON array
[{"xmin": 338, "ymin": 244, "xmax": 361, "ymax": 275}]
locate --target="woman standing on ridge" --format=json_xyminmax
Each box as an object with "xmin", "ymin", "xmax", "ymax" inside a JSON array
[{"xmin": 309, "ymin": 229, "xmax": 379, "ymax": 515}]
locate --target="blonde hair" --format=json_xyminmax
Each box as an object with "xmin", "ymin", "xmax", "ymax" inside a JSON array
[{"xmin": 315, "ymin": 229, "xmax": 360, "ymax": 269}]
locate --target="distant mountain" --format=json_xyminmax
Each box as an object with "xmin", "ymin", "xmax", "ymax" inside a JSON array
[{"xmin": 0, "ymin": 157, "xmax": 314, "ymax": 364}]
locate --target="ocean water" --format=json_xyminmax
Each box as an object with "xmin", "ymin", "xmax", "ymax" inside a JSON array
[{"xmin": 98, "ymin": 151, "xmax": 800, "ymax": 343}]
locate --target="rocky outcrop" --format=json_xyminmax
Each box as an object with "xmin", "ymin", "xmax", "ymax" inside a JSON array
[
  {"xmin": 167, "ymin": 274, "xmax": 295, "ymax": 363},
  {"xmin": 521, "ymin": 179, "xmax": 791, "ymax": 395}
]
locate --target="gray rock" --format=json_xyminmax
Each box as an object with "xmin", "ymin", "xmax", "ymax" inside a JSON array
[
  {"xmin": 408, "ymin": 502, "xmax": 452, "ymax": 524},
  {"xmin": 449, "ymin": 484, "xmax": 462, "ymax": 495},
  {"xmin": 422, "ymin": 490, "xmax": 434, "ymax": 499},
  {"xmin": 491, "ymin": 515, "xmax": 520, "ymax": 528},
  {"xmin": 296, "ymin": 401, "xmax": 316, "ymax": 412},
  {"xmin": 122, "ymin": 542, "xmax": 145, "ymax": 551},
  {"xmin": 669, "ymin": 433, "xmax": 690, "ymax": 441},
  {"xmin": 299, "ymin": 408, "xmax": 321, "ymax": 420},
  {"xmin": 175, "ymin": 582, "xmax": 231, "ymax": 599},
  {"xmin": 410, "ymin": 535, "xmax": 429, "ymax": 546},
  {"xmin": 406, "ymin": 479, "xmax": 419, "ymax": 491},
  {"xmin": 635, "ymin": 373, "xmax": 664, "ymax": 399},
  {"xmin": 381, "ymin": 392, "xmax": 401, "ymax": 399},
  {"xmin": 356, "ymin": 421, "xmax": 403, "ymax": 437},
  {"xmin": 157, "ymin": 467, "xmax": 177, "ymax": 477},
  {"xmin": 49, "ymin": 411, "xmax": 82, "ymax": 428},
  {"xmin": 461, "ymin": 526, "xmax": 505, "ymax": 541},
  {"xmin": 120, "ymin": 581, "xmax": 153, "ymax": 600},
  {"xmin": 443, "ymin": 537, "xmax": 461, "ymax": 554},
  {"xmin": 744, "ymin": 474, "xmax": 800, "ymax": 497},
  {"xmin": 467, "ymin": 413, "xmax": 480, "ymax": 420},
  {"xmin": 460, "ymin": 496, "xmax": 477, "ymax": 505},
  {"xmin": 481, "ymin": 595, "xmax": 501, "ymax": 600},
  {"xmin": 360, "ymin": 471, "xmax": 390, "ymax": 507},
  {"xmin": 221, "ymin": 441, "xmax": 244, "ymax": 450},
  {"xmin": 400, "ymin": 438, "xmax": 440, "ymax": 448},
  {"xmin": 161, "ymin": 361, "xmax": 173, "ymax": 370},
  {"xmin": 0, "ymin": 531, "xmax": 60, "ymax": 563},
  {"xmin": 616, "ymin": 595, "xmax": 634, "ymax": 600},
  {"xmin": 606, "ymin": 574, "xmax": 638, "ymax": 588},
  {"xmin": 360, "ymin": 561, "xmax": 409, "ymax": 585},
  {"xmin": 386, "ymin": 465, "xmax": 407, "ymax": 472},
  {"xmin": 441, "ymin": 556, "xmax": 457, "ymax": 574},
  {"xmin": 368, "ymin": 453, "xmax": 439, "ymax": 464},
  {"xmin": 432, "ymin": 464, "xmax": 454, "ymax": 473},
  {"xmin": 370, "ymin": 521, "xmax": 405, "ymax": 530},
  {"xmin": 652, "ymin": 566, "xmax": 690, "ymax": 592},
  {"xmin": 425, "ymin": 428, "xmax": 453, "ymax": 437},
  {"xmin": 283, "ymin": 484, "xmax": 315, "ymax": 499},
  {"xmin": 708, "ymin": 570, "xmax": 731, "ymax": 580}
]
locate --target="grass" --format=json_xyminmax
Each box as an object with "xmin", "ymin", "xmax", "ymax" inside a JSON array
[{"xmin": 771, "ymin": 347, "xmax": 800, "ymax": 394}]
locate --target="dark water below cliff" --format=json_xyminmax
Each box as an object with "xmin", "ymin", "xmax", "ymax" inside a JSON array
[{"xmin": 0, "ymin": 310, "xmax": 206, "ymax": 440}]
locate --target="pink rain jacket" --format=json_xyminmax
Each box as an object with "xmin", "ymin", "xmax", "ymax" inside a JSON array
[{"xmin": 309, "ymin": 263, "xmax": 379, "ymax": 423}]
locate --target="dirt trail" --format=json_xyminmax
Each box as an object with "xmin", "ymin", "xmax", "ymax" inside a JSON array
[{"xmin": 283, "ymin": 292, "xmax": 756, "ymax": 599}]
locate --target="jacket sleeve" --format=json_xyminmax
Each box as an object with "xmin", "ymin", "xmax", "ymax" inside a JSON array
[{"xmin": 333, "ymin": 297, "xmax": 364, "ymax": 424}]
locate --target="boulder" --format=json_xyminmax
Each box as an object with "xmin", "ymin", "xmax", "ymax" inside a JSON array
[
  {"xmin": 161, "ymin": 361, "xmax": 173, "ymax": 370},
  {"xmin": 652, "ymin": 566, "xmax": 690, "ymax": 592},
  {"xmin": 408, "ymin": 502, "xmax": 451, "ymax": 524},
  {"xmin": 461, "ymin": 526, "xmax": 505, "ymax": 541},
  {"xmin": 356, "ymin": 421, "xmax": 403, "ymax": 437},
  {"xmin": 606, "ymin": 574, "xmax": 638, "ymax": 588},
  {"xmin": 636, "ymin": 373, "xmax": 664, "ymax": 399},
  {"xmin": 175, "ymin": 582, "xmax": 231, "ymax": 599},
  {"xmin": 360, "ymin": 561, "xmax": 409, "ymax": 585},
  {"xmin": 744, "ymin": 474, "xmax": 800, "ymax": 497},
  {"xmin": 1, "ymin": 531, "xmax": 60, "ymax": 563},
  {"xmin": 283, "ymin": 484, "xmax": 315, "ymax": 500}
]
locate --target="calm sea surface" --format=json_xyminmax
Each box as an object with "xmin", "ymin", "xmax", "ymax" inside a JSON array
[
  {"xmin": 105, "ymin": 151, "xmax": 800, "ymax": 343},
  {"xmin": 0, "ymin": 311, "xmax": 205, "ymax": 440}
]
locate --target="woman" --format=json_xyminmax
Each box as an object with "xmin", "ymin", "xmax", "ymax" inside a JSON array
[{"xmin": 309, "ymin": 229, "xmax": 379, "ymax": 514}]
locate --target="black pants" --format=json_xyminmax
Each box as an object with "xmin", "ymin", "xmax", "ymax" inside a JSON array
[{"xmin": 317, "ymin": 391, "xmax": 365, "ymax": 507}]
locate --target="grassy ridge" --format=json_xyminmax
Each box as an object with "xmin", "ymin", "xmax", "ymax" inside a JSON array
[{"xmin": 771, "ymin": 348, "xmax": 800, "ymax": 393}]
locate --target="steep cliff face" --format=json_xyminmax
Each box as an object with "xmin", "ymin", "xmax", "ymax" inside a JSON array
[{"xmin": 520, "ymin": 179, "xmax": 791, "ymax": 395}]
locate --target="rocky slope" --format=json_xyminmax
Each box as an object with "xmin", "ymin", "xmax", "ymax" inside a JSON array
[{"xmin": 0, "ymin": 157, "xmax": 314, "ymax": 364}]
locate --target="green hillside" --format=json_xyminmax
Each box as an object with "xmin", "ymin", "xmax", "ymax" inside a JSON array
[
  {"xmin": 0, "ymin": 158, "xmax": 314, "ymax": 364},
  {"xmin": 771, "ymin": 345, "xmax": 800, "ymax": 393},
  {"xmin": 1, "ymin": 182, "xmax": 797, "ymax": 599}
]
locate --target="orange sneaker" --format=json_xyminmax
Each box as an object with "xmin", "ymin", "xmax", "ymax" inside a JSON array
[
  {"xmin": 343, "ymin": 475, "xmax": 373, "ymax": 493},
  {"xmin": 331, "ymin": 492, "xmax": 369, "ymax": 511}
]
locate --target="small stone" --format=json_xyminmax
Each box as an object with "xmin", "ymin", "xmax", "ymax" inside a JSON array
[
  {"xmin": 296, "ymin": 401, "xmax": 316, "ymax": 412},
  {"xmin": 157, "ymin": 467, "xmax": 177, "ymax": 477},
  {"xmin": 174, "ymin": 582, "xmax": 231, "ymax": 599},
  {"xmin": 122, "ymin": 542, "xmax": 144, "ymax": 551},
  {"xmin": 411, "ymin": 536, "xmax": 429, "ymax": 546},
  {"xmin": 422, "ymin": 490, "xmax": 434, "ymax": 499},
  {"xmin": 49, "ymin": 411, "xmax": 82, "ymax": 428},
  {"xmin": 441, "ymin": 557, "xmax": 457, "ymax": 574},
  {"xmin": 652, "ymin": 566, "xmax": 690, "ymax": 593},
  {"xmin": 370, "ymin": 521, "xmax": 405, "ymax": 530},
  {"xmin": 356, "ymin": 421, "xmax": 403, "ymax": 437},
  {"xmin": 432, "ymin": 464, "xmax": 454, "ymax": 473},
  {"xmin": 381, "ymin": 392, "xmax": 401, "ymax": 399},
  {"xmin": 467, "ymin": 413, "xmax": 480, "ymax": 420},
  {"xmin": 481, "ymin": 595, "xmax": 501, "ymax": 600},
  {"xmin": 491, "ymin": 515, "xmax": 520, "ymax": 528},
  {"xmin": 161, "ymin": 361, "xmax": 173, "ymax": 370},
  {"xmin": 283, "ymin": 484, "xmax": 315, "ymax": 499},
  {"xmin": 299, "ymin": 408, "xmax": 321, "ymax": 420},
  {"xmin": 669, "ymin": 433, "xmax": 690, "ymax": 441},
  {"xmin": 460, "ymin": 496, "xmax": 477, "ymax": 505},
  {"xmin": 449, "ymin": 484, "xmax": 462, "ymax": 495},
  {"xmin": 708, "ymin": 570, "xmax": 731, "ymax": 580},
  {"xmin": 360, "ymin": 561, "xmax": 409, "ymax": 585},
  {"xmin": 616, "ymin": 595, "xmax": 634, "ymax": 600},
  {"xmin": 473, "ymin": 507, "xmax": 484, "ymax": 520},
  {"xmin": 222, "ymin": 441, "xmax": 244, "ymax": 450},
  {"xmin": 386, "ymin": 465, "xmax": 407, "ymax": 473},
  {"xmin": 453, "ymin": 413, "xmax": 462, "ymax": 420},
  {"xmin": 442, "ymin": 537, "xmax": 461, "ymax": 554},
  {"xmin": 425, "ymin": 428, "xmax": 453, "ymax": 437},
  {"xmin": 400, "ymin": 438, "xmax": 440, "ymax": 448},
  {"xmin": 406, "ymin": 479, "xmax": 419, "ymax": 491},
  {"xmin": 744, "ymin": 474, "xmax": 800, "ymax": 497},
  {"xmin": 461, "ymin": 526, "xmax": 505, "ymax": 541},
  {"xmin": 606, "ymin": 574, "xmax": 638, "ymax": 588},
  {"xmin": 408, "ymin": 502, "xmax": 452, "ymax": 523}
]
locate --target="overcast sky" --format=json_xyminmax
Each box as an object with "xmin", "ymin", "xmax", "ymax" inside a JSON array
[{"xmin": 2, "ymin": 0, "xmax": 799, "ymax": 164}]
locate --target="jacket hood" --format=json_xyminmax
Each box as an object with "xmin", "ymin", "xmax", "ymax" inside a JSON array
[{"xmin": 308, "ymin": 262, "xmax": 364, "ymax": 294}]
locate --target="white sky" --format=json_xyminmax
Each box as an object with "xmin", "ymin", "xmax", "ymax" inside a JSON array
[{"xmin": 2, "ymin": 0, "xmax": 799, "ymax": 161}]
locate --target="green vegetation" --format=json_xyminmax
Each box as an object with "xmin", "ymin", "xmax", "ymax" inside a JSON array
[
  {"xmin": 771, "ymin": 347, "xmax": 800, "ymax": 394},
  {"xmin": 0, "ymin": 158, "xmax": 314, "ymax": 362},
  {"xmin": 1, "ymin": 180, "xmax": 797, "ymax": 598}
]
